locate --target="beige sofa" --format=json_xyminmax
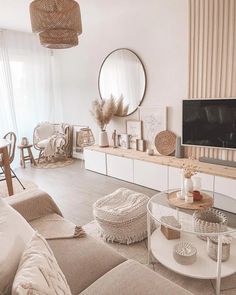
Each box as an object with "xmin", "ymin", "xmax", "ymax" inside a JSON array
[{"xmin": 7, "ymin": 189, "xmax": 192, "ymax": 295}]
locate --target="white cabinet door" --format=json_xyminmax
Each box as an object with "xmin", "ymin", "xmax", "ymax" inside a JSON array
[
  {"xmin": 107, "ymin": 154, "xmax": 133, "ymax": 182},
  {"xmin": 168, "ymin": 167, "xmax": 182, "ymax": 190},
  {"xmin": 193, "ymin": 172, "xmax": 214, "ymax": 192},
  {"xmin": 84, "ymin": 149, "xmax": 106, "ymax": 175},
  {"xmin": 133, "ymin": 160, "xmax": 168, "ymax": 191},
  {"xmin": 214, "ymin": 176, "xmax": 236, "ymax": 213}
]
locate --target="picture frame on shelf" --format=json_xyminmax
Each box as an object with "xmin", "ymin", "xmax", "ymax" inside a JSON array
[
  {"xmin": 126, "ymin": 120, "xmax": 142, "ymax": 149},
  {"xmin": 118, "ymin": 133, "xmax": 130, "ymax": 149},
  {"xmin": 139, "ymin": 106, "xmax": 167, "ymax": 149},
  {"xmin": 136, "ymin": 139, "xmax": 146, "ymax": 152}
]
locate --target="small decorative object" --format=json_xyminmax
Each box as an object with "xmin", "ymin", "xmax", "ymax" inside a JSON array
[
  {"xmin": 193, "ymin": 176, "xmax": 202, "ymax": 191},
  {"xmin": 118, "ymin": 134, "xmax": 130, "ymax": 149},
  {"xmin": 21, "ymin": 137, "xmax": 29, "ymax": 146},
  {"xmin": 161, "ymin": 216, "xmax": 181, "ymax": 240},
  {"xmin": 146, "ymin": 148, "xmax": 154, "ymax": 156},
  {"xmin": 193, "ymin": 208, "xmax": 228, "ymax": 241},
  {"xmin": 136, "ymin": 139, "xmax": 146, "ymax": 152},
  {"xmin": 155, "ymin": 130, "xmax": 176, "ymax": 156},
  {"xmin": 175, "ymin": 136, "xmax": 184, "ymax": 158},
  {"xmin": 126, "ymin": 120, "xmax": 142, "ymax": 149},
  {"xmin": 207, "ymin": 235, "xmax": 232, "ymax": 262},
  {"xmin": 173, "ymin": 241, "xmax": 197, "ymax": 265},
  {"xmin": 90, "ymin": 97, "xmax": 117, "ymax": 147},
  {"xmin": 112, "ymin": 130, "xmax": 118, "ymax": 148},
  {"xmin": 183, "ymin": 158, "xmax": 198, "ymax": 194},
  {"xmin": 193, "ymin": 190, "xmax": 203, "ymax": 201},
  {"xmin": 30, "ymin": 0, "xmax": 82, "ymax": 49},
  {"xmin": 168, "ymin": 191, "xmax": 213, "ymax": 210},
  {"xmin": 139, "ymin": 106, "xmax": 167, "ymax": 148},
  {"xmin": 185, "ymin": 192, "xmax": 193, "ymax": 204},
  {"xmin": 76, "ymin": 128, "xmax": 95, "ymax": 148}
]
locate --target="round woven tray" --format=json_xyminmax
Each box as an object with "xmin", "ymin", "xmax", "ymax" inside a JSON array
[
  {"xmin": 168, "ymin": 191, "xmax": 213, "ymax": 210},
  {"xmin": 155, "ymin": 131, "xmax": 176, "ymax": 156}
]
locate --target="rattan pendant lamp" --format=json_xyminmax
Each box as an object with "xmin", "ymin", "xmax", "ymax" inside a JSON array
[{"xmin": 30, "ymin": 0, "xmax": 82, "ymax": 49}]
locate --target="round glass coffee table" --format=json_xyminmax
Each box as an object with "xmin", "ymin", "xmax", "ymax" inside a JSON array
[{"xmin": 147, "ymin": 190, "xmax": 236, "ymax": 295}]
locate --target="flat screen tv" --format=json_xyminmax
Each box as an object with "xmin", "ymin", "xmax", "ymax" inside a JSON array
[{"xmin": 182, "ymin": 99, "xmax": 236, "ymax": 149}]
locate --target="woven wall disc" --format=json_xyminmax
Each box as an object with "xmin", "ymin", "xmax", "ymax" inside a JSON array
[{"xmin": 155, "ymin": 130, "xmax": 176, "ymax": 156}]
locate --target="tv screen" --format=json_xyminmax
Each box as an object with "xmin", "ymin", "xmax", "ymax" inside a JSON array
[{"xmin": 182, "ymin": 99, "xmax": 236, "ymax": 149}]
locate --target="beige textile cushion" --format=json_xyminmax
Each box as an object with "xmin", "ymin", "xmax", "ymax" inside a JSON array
[
  {"xmin": 36, "ymin": 122, "xmax": 55, "ymax": 140},
  {"xmin": 12, "ymin": 232, "xmax": 72, "ymax": 295},
  {"xmin": 93, "ymin": 188, "xmax": 149, "ymax": 244},
  {"xmin": 80, "ymin": 260, "xmax": 193, "ymax": 295},
  {"xmin": 0, "ymin": 198, "xmax": 34, "ymax": 295},
  {"xmin": 37, "ymin": 138, "xmax": 50, "ymax": 148}
]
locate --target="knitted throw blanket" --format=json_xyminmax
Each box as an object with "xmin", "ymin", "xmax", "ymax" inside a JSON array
[{"xmin": 30, "ymin": 213, "xmax": 86, "ymax": 240}]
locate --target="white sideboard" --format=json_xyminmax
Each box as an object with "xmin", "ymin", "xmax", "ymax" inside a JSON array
[{"xmin": 84, "ymin": 146, "xmax": 236, "ymax": 213}]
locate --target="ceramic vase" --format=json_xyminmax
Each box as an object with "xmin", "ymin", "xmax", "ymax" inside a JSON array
[
  {"xmin": 99, "ymin": 130, "xmax": 109, "ymax": 147},
  {"xmin": 184, "ymin": 178, "xmax": 193, "ymax": 194}
]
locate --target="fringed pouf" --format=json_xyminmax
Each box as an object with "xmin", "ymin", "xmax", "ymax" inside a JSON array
[{"xmin": 93, "ymin": 188, "xmax": 149, "ymax": 245}]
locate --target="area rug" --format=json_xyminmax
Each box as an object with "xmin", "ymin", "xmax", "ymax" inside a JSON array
[
  {"xmin": 33, "ymin": 157, "xmax": 75, "ymax": 169},
  {"xmin": 83, "ymin": 220, "xmax": 236, "ymax": 295},
  {"xmin": 0, "ymin": 178, "xmax": 38, "ymax": 197}
]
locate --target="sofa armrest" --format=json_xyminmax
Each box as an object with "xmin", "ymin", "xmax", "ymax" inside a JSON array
[{"xmin": 6, "ymin": 189, "xmax": 63, "ymax": 222}]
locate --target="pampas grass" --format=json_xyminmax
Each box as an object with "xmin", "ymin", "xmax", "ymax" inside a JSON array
[{"xmin": 90, "ymin": 96, "xmax": 117, "ymax": 130}]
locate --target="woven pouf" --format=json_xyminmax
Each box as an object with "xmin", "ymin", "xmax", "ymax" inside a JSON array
[{"xmin": 93, "ymin": 188, "xmax": 149, "ymax": 244}]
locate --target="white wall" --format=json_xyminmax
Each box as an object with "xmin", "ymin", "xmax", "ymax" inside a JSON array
[{"xmin": 54, "ymin": 0, "xmax": 188, "ymax": 143}]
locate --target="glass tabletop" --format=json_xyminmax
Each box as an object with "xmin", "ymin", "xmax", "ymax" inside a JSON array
[{"xmin": 147, "ymin": 189, "xmax": 236, "ymax": 237}]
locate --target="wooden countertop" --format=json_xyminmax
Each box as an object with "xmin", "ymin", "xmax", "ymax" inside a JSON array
[{"xmin": 85, "ymin": 145, "xmax": 236, "ymax": 180}]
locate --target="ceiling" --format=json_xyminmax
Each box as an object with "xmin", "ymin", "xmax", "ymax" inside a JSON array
[{"xmin": 0, "ymin": 0, "xmax": 33, "ymax": 32}]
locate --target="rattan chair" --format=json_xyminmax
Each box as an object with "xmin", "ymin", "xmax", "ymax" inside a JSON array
[
  {"xmin": 33, "ymin": 122, "xmax": 71, "ymax": 162},
  {"xmin": 0, "ymin": 132, "xmax": 25, "ymax": 190}
]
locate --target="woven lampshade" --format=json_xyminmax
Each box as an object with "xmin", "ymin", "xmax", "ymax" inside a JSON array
[
  {"xmin": 76, "ymin": 128, "xmax": 95, "ymax": 148},
  {"xmin": 39, "ymin": 29, "xmax": 78, "ymax": 49},
  {"xmin": 30, "ymin": 0, "xmax": 82, "ymax": 49}
]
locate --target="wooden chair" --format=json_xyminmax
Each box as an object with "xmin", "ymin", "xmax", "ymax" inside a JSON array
[{"xmin": 0, "ymin": 132, "xmax": 25, "ymax": 190}]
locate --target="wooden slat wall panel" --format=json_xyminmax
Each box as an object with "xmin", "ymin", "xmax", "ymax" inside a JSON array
[{"xmin": 187, "ymin": 0, "xmax": 236, "ymax": 160}]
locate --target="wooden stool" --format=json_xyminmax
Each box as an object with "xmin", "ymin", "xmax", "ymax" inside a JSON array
[{"xmin": 18, "ymin": 144, "xmax": 37, "ymax": 168}]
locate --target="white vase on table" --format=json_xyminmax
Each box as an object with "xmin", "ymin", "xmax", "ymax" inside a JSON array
[{"xmin": 184, "ymin": 177, "xmax": 193, "ymax": 194}]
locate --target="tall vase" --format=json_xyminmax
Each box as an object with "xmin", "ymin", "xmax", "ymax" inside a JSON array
[
  {"xmin": 184, "ymin": 177, "xmax": 193, "ymax": 194},
  {"xmin": 99, "ymin": 130, "xmax": 109, "ymax": 147}
]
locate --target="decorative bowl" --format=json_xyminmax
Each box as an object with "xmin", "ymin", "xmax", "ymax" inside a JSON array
[{"xmin": 173, "ymin": 241, "xmax": 197, "ymax": 265}]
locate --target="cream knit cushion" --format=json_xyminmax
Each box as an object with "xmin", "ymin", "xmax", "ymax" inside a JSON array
[
  {"xmin": 12, "ymin": 232, "xmax": 72, "ymax": 295},
  {"xmin": 0, "ymin": 198, "xmax": 34, "ymax": 295},
  {"xmin": 93, "ymin": 188, "xmax": 149, "ymax": 244}
]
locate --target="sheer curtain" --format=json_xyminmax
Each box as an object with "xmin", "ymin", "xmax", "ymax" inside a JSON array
[{"xmin": 0, "ymin": 29, "xmax": 62, "ymax": 145}]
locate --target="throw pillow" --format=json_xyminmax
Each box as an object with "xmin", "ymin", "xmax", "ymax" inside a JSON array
[
  {"xmin": 0, "ymin": 197, "xmax": 35, "ymax": 295},
  {"xmin": 12, "ymin": 232, "xmax": 72, "ymax": 295}
]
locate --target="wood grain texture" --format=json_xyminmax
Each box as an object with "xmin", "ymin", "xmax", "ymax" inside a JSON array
[
  {"xmin": 187, "ymin": 0, "xmax": 236, "ymax": 160},
  {"xmin": 86, "ymin": 146, "xmax": 236, "ymax": 180}
]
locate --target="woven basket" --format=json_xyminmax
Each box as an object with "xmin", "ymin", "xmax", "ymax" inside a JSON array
[
  {"xmin": 155, "ymin": 130, "xmax": 176, "ymax": 156},
  {"xmin": 193, "ymin": 208, "xmax": 228, "ymax": 241}
]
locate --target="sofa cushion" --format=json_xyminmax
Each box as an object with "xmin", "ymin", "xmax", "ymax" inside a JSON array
[
  {"xmin": 80, "ymin": 260, "xmax": 192, "ymax": 295},
  {"xmin": 0, "ymin": 198, "xmax": 34, "ymax": 295},
  {"xmin": 37, "ymin": 138, "xmax": 50, "ymax": 148},
  {"xmin": 12, "ymin": 232, "xmax": 72, "ymax": 295},
  {"xmin": 48, "ymin": 235, "xmax": 126, "ymax": 294}
]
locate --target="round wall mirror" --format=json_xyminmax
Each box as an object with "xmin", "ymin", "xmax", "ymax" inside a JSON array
[{"xmin": 98, "ymin": 48, "xmax": 146, "ymax": 116}]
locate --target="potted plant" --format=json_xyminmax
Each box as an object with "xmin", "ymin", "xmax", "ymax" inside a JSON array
[{"xmin": 90, "ymin": 97, "xmax": 117, "ymax": 147}]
